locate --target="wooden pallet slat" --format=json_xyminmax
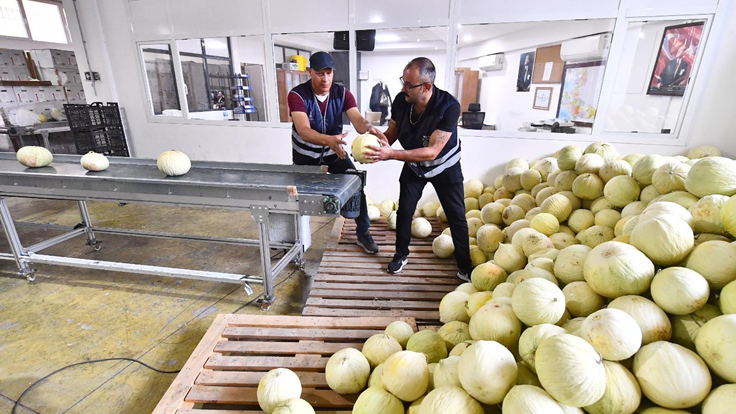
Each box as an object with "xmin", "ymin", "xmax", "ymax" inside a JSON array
[
  {"xmin": 185, "ymin": 385, "xmax": 357, "ymax": 408},
  {"xmin": 310, "ymin": 281, "xmax": 456, "ymax": 293},
  {"xmin": 313, "ymin": 274, "xmax": 459, "ymax": 285},
  {"xmin": 205, "ymin": 355, "xmax": 329, "ymax": 372},
  {"xmin": 309, "ymin": 288, "xmax": 447, "ymax": 301},
  {"xmin": 221, "ymin": 327, "xmax": 383, "ymax": 341},
  {"xmin": 306, "ymin": 297, "xmax": 439, "ymax": 311},
  {"xmin": 302, "ymin": 307, "xmax": 440, "ymax": 320},
  {"xmin": 195, "ymin": 371, "xmax": 328, "ymax": 387},
  {"xmin": 213, "ymin": 341, "xmax": 363, "ymax": 355}
]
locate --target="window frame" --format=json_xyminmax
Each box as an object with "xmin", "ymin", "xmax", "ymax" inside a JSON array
[
  {"xmin": 131, "ymin": 0, "xmax": 731, "ymax": 147},
  {"xmin": 137, "ymin": 42, "xmax": 185, "ymax": 117},
  {"xmin": 0, "ymin": 0, "xmax": 71, "ymax": 44}
]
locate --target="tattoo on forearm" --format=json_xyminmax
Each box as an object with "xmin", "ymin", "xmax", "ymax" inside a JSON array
[{"xmin": 433, "ymin": 131, "xmax": 450, "ymax": 148}]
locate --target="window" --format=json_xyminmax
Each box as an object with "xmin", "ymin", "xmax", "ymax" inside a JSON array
[
  {"xmin": 173, "ymin": 36, "xmax": 269, "ymax": 122},
  {"xmin": 22, "ymin": 0, "xmax": 68, "ymax": 43},
  {"xmin": 272, "ymin": 31, "xmax": 349, "ymax": 123},
  {"xmin": 603, "ymin": 19, "xmax": 707, "ymax": 135},
  {"xmin": 0, "ymin": 0, "xmax": 28, "ymax": 38},
  {"xmin": 231, "ymin": 35, "xmax": 269, "ymax": 122},
  {"xmin": 357, "ymin": 27, "xmax": 448, "ymax": 126},
  {"xmin": 140, "ymin": 44, "xmax": 182, "ymax": 116},
  {"xmin": 454, "ymin": 20, "xmax": 615, "ymax": 134}
]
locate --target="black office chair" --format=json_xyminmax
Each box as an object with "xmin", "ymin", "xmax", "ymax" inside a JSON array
[{"xmin": 462, "ymin": 103, "xmax": 485, "ymax": 130}]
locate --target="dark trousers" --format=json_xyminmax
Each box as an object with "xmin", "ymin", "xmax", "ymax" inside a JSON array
[
  {"xmin": 293, "ymin": 151, "xmax": 370, "ymax": 236},
  {"xmin": 395, "ymin": 163, "xmax": 471, "ymax": 273}
]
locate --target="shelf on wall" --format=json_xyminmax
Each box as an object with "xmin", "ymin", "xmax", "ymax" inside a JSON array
[{"xmin": 0, "ymin": 80, "xmax": 53, "ymax": 87}]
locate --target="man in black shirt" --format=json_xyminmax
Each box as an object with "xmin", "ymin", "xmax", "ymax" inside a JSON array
[{"xmin": 364, "ymin": 57, "xmax": 472, "ymax": 282}]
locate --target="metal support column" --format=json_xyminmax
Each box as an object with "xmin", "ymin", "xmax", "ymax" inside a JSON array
[
  {"xmin": 0, "ymin": 198, "xmax": 34, "ymax": 279},
  {"xmin": 251, "ymin": 205, "xmax": 274, "ymax": 310},
  {"xmin": 77, "ymin": 201, "xmax": 100, "ymax": 250},
  {"xmin": 293, "ymin": 214, "xmax": 305, "ymax": 271}
]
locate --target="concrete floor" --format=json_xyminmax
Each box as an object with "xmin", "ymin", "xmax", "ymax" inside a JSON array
[{"xmin": 0, "ymin": 197, "xmax": 336, "ymax": 414}]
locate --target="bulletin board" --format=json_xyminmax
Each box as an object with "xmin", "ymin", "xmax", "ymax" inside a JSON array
[{"xmin": 532, "ymin": 44, "xmax": 565, "ymax": 84}]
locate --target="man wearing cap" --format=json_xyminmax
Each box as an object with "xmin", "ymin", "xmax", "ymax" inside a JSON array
[
  {"xmin": 363, "ymin": 57, "xmax": 472, "ymax": 282},
  {"xmin": 288, "ymin": 51, "xmax": 379, "ymax": 254}
]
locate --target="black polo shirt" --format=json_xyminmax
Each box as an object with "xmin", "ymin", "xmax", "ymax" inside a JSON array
[{"xmin": 391, "ymin": 85, "xmax": 463, "ymax": 182}]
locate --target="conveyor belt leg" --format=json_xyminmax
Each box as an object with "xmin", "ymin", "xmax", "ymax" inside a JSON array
[
  {"xmin": 294, "ymin": 215, "xmax": 305, "ymax": 271},
  {"xmin": 252, "ymin": 205, "xmax": 275, "ymax": 310},
  {"xmin": 0, "ymin": 198, "xmax": 35, "ymax": 280},
  {"xmin": 77, "ymin": 201, "xmax": 100, "ymax": 251}
]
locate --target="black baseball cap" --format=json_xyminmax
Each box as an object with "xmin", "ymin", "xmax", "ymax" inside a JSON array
[{"xmin": 309, "ymin": 52, "xmax": 335, "ymax": 71}]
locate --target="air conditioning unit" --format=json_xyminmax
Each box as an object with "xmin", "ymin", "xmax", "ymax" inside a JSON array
[
  {"xmin": 479, "ymin": 53, "xmax": 504, "ymax": 71},
  {"xmin": 560, "ymin": 33, "xmax": 612, "ymax": 62}
]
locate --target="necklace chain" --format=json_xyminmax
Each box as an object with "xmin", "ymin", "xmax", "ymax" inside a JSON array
[{"xmin": 409, "ymin": 104, "xmax": 425, "ymax": 125}]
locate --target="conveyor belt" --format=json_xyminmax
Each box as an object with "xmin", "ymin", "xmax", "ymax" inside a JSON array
[
  {"xmin": 0, "ymin": 153, "xmax": 363, "ymax": 308},
  {"xmin": 0, "ymin": 154, "xmax": 361, "ymax": 215}
]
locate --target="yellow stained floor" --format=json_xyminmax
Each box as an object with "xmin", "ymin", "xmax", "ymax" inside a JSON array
[{"xmin": 0, "ymin": 197, "xmax": 336, "ymax": 414}]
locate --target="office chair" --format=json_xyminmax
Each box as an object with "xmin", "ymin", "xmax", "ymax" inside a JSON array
[{"xmin": 462, "ymin": 103, "xmax": 485, "ymax": 130}]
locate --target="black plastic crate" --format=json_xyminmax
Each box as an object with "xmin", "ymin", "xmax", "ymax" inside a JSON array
[
  {"xmin": 73, "ymin": 130, "xmax": 111, "ymax": 154},
  {"xmin": 64, "ymin": 102, "xmax": 129, "ymax": 156},
  {"xmin": 64, "ymin": 103, "xmax": 104, "ymax": 130}
]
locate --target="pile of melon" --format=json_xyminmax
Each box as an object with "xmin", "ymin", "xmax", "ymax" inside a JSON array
[{"xmin": 326, "ymin": 142, "xmax": 736, "ymax": 413}]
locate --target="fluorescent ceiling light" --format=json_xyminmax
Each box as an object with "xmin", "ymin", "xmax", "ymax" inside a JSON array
[{"xmin": 375, "ymin": 34, "xmax": 401, "ymax": 42}]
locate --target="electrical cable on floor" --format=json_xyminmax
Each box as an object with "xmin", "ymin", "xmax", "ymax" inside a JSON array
[
  {"xmin": 12, "ymin": 358, "xmax": 180, "ymax": 414},
  {"xmin": 11, "ymin": 249, "xmax": 295, "ymax": 413}
]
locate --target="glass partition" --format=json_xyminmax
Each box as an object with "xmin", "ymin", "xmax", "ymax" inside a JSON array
[
  {"xmin": 454, "ymin": 19, "xmax": 615, "ymax": 133},
  {"xmin": 603, "ymin": 19, "xmax": 706, "ymax": 135}
]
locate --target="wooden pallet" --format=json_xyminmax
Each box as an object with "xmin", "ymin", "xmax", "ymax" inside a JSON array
[
  {"xmin": 303, "ymin": 217, "xmax": 460, "ymax": 324},
  {"xmin": 152, "ymin": 315, "xmax": 418, "ymax": 414}
]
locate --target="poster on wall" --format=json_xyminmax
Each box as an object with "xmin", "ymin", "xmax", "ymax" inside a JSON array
[
  {"xmin": 516, "ymin": 51, "xmax": 535, "ymax": 92},
  {"xmin": 647, "ymin": 22, "xmax": 704, "ymax": 96},
  {"xmin": 557, "ymin": 61, "xmax": 607, "ymax": 127}
]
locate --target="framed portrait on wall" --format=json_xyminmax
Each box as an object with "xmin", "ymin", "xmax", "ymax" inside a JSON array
[
  {"xmin": 533, "ymin": 87, "xmax": 553, "ymax": 110},
  {"xmin": 516, "ymin": 51, "xmax": 535, "ymax": 92},
  {"xmin": 557, "ymin": 61, "xmax": 607, "ymax": 127},
  {"xmin": 647, "ymin": 22, "xmax": 704, "ymax": 96}
]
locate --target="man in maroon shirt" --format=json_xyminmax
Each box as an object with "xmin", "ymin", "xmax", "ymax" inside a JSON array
[{"xmin": 288, "ymin": 52, "xmax": 379, "ymax": 254}]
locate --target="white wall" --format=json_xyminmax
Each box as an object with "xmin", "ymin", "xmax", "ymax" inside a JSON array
[
  {"xmin": 64, "ymin": 0, "xmax": 736, "ymax": 204},
  {"xmin": 233, "ymin": 37, "xmax": 267, "ymax": 66},
  {"xmin": 468, "ymin": 47, "xmax": 563, "ymax": 130},
  {"xmin": 358, "ymin": 50, "xmax": 447, "ymax": 116}
]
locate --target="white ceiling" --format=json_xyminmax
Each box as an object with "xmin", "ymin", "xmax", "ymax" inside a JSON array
[
  {"xmin": 268, "ymin": 20, "xmax": 612, "ymax": 54},
  {"xmin": 457, "ymin": 22, "xmax": 541, "ymax": 47}
]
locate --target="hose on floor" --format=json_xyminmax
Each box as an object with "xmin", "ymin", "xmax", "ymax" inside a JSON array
[{"xmin": 12, "ymin": 358, "xmax": 180, "ymax": 414}]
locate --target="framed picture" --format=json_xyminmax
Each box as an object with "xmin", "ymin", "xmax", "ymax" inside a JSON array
[
  {"xmin": 516, "ymin": 51, "xmax": 535, "ymax": 92},
  {"xmin": 556, "ymin": 61, "xmax": 607, "ymax": 127},
  {"xmin": 533, "ymin": 87, "xmax": 553, "ymax": 110},
  {"xmin": 647, "ymin": 22, "xmax": 704, "ymax": 96}
]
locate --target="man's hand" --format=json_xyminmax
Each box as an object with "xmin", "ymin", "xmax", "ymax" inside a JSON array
[
  {"xmin": 364, "ymin": 135, "xmax": 393, "ymax": 162},
  {"xmin": 368, "ymin": 126, "xmax": 388, "ymax": 142},
  {"xmin": 328, "ymin": 132, "xmax": 349, "ymax": 159}
]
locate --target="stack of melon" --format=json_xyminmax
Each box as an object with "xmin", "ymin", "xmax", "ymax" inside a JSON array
[{"xmin": 335, "ymin": 142, "xmax": 736, "ymax": 413}]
